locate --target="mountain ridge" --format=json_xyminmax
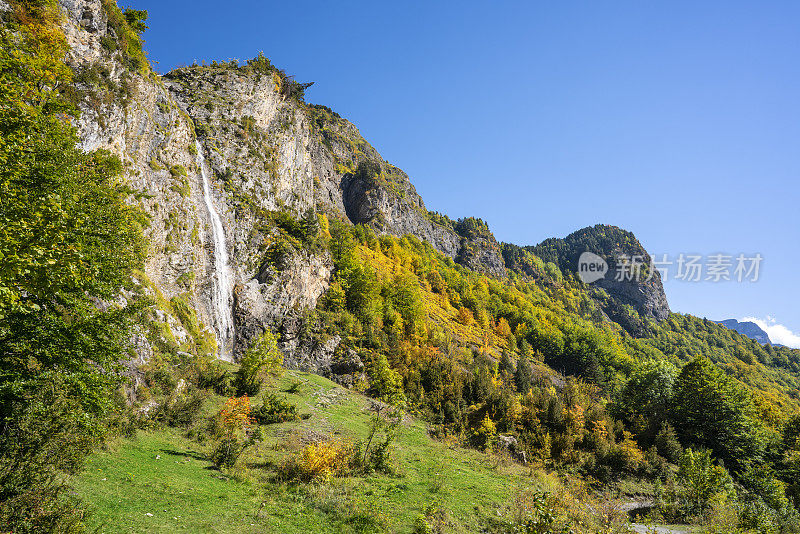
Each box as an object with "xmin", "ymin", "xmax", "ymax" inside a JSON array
[{"xmin": 56, "ymin": 0, "xmax": 670, "ymax": 368}]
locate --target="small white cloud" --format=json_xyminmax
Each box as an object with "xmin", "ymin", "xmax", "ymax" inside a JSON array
[{"xmin": 741, "ymin": 316, "xmax": 800, "ymax": 349}]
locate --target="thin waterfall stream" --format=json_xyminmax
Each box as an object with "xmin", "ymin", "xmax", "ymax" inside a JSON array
[{"xmin": 195, "ymin": 140, "xmax": 234, "ymax": 360}]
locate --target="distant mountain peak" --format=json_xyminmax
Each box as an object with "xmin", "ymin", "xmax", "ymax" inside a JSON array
[{"xmin": 716, "ymin": 319, "xmax": 772, "ymax": 344}]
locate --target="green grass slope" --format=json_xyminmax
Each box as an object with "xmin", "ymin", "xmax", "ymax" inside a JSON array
[{"xmin": 75, "ymin": 371, "xmax": 535, "ymax": 533}]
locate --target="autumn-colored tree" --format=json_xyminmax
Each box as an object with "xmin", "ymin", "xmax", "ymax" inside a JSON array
[
  {"xmin": 211, "ymin": 396, "xmax": 255, "ymax": 468},
  {"xmin": 495, "ymin": 317, "xmax": 513, "ymax": 341},
  {"xmin": 456, "ymin": 306, "xmax": 474, "ymax": 326}
]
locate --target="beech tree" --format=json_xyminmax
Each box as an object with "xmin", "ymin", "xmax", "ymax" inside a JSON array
[
  {"xmin": 0, "ymin": 1, "xmax": 145, "ymax": 529},
  {"xmin": 671, "ymin": 357, "xmax": 769, "ymax": 474}
]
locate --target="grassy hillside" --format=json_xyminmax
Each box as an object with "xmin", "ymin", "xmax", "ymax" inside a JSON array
[{"xmin": 76, "ymin": 371, "xmax": 626, "ymax": 533}]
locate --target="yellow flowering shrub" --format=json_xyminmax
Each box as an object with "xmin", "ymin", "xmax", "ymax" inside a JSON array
[{"xmin": 280, "ymin": 439, "xmax": 352, "ymax": 481}]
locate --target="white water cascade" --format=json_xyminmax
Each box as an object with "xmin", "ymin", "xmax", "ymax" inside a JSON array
[{"xmin": 195, "ymin": 140, "xmax": 235, "ymax": 360}]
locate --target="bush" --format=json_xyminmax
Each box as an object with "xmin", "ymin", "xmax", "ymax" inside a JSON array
[
  {"xmin": 210, "ymin": 437, "xmax": 241, "ymax": 470},
  {"xmin": 253, "ymin": 393, "xmax": 299, "ymax": 424},
  {"xmin": 197, "ymin": 360, "xmax": 234, "ymax": 396},
  {"xmin": 499, "ymin": 489, "xmax": 559, "ymax": 533},
  {"xmin": 496, "ymin": 482, "xmax": 630, "ymax": 534},
  {"xmin": 470, "ymin": 414, "xmax": 497, "ymax": 451},
  {"xmin": 210, "ymin": 397, "xmax": 255, "ymax": 469},
  {"xmin": 0, "ymin": 391, "xmax": 96, "ymax": 534},
  {"xmin": 100, "ymin": 0, "xmax": 149, "ymax": 73},
  {"xmin": 357, "ymin": 407, "xmax": 402, "ymax": 474},
  {"xmin": 155, "ymin": 388, "xmax": 207, "ymax": 428},
  {"xmin": 279, "ymin": 440, "xmax": 353, "ymax": 482}
]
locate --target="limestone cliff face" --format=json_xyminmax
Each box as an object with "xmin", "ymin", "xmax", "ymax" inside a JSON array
[
  {"xmin": 58, "ymin": 0, "xmax": 668, "ymax": 375},
  {"xmin": 161, "ymin": 65, "xmax": 505, "ymax": 278},
  {"xmin": 57, "ymin": 0, "xmax": 504, "ymax": 373},
  {"xmin": 57, "ymin": 0, "xmax": 329, "ymax": 365}
]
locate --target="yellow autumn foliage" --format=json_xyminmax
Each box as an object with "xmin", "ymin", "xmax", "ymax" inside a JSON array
[{"xmin": 280, "ymin": 440, "xmax": 352, "ymax": 481}]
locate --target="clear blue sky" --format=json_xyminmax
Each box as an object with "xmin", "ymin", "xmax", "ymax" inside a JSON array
[{"xmin": 130, "ymin": 0, "xmax": 800, "ymax": 345}]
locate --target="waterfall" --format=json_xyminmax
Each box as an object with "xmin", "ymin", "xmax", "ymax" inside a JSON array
[{"xmin": 195, "ymin": 140, "xmax": 234, "ymax": 360}]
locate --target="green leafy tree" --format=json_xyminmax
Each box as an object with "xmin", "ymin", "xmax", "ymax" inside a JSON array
[
  {"xmin": 654, "ymin": 422, "xmax": 683, "ymax": 463},
  {"xmin": 123, "ymin": 8, "xmax": 148, "ymax": 33},
  {"xmin": 615, "ymin": 359, "xmax": 678, "ymax": 442},
  {"xmin": 514, "ymin": 352, "xmax": 534, "ymax": 394},
  {"xmin": 368, "ymin": 353, "xmax": 406, "ymax": 407},
  {"xmin": 781, "ymin": 414, "xmax": 800, "ymax": 505},
  {"xmin": 675, "ymin": 448, "xmax": 735, "ymax": 517},
  {"xmin": 0, "ymin": 2, "xmax": 145, "ymax": 529},
  {"xmin": 499, "ymin": 351, "xmax": 515, "ymax": 378},
  {"xmin": 234, "ymin": 329, "xmax": 283, "ymax": 395},
  {"xmin": 671, "ymin": 357, "xmax": 769, "ymax": 474}
]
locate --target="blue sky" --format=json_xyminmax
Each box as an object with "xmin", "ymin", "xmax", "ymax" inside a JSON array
[{"xmin": 131, "ymin": 0, "xmax": 800, "ymax": 345}]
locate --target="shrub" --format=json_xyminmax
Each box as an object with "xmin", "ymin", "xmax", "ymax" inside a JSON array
[
  {"xmin": 210, "ymin": 396, "xmax": 255, "ymax": 469},
  {"xmin": 246, "ymin": 51, "xmax": 274, "ymax": 74},
  {"xmin": 279, "ymin": 440, "xmax": 352, "ymax": 482},
  {"xmin": 155, "ymin": 388, "xmax": 207, "ymax": 428},
  {"xmin": 100, "ymin": 0, "xmax": 149, "ymax": 73},
  {"xmin": 197, "ymin": 360, "xmax": 234, "ymax": 396},
  {"xmin": 271, "ymin": 68, "xmax": 314, "ymax": 102},
  {"xmin": 412, "ymin": 514, "xmax": 433, "ymax": 534},
  {"xmin": 501, "ymin": 489, "xmax": 559, "ymax": 533},
  {"xmin": 496, "ymin": 482, "xmax": 630, "ymax": 534},
  {"xmin": 0, "ymin": 390, "xmax": 97, "ymax": 534},
  {"xmin": 253, "ymin": 393, "xmax": 299, "ymax": 424},
  {"xmin": 169, "ymin": 164, "xmax": 187, "ymax": 177},
  {"xmin": 610, "ymin": 431, "xmax": 645, "ymax": 472},
  {"xmin": 357, "ymin": 407, "xmax": 402, "ymax": 474},
  {"xmin": 471, "ymin": 414, "xmax": 497, "ymax": 451}
]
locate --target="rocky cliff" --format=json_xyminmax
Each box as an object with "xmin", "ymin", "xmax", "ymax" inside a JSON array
[
  {"xmin": 56, "ymin": 0, "xmax": 507, "ymax": 372},
  {"xmin": 717, "ymin": 319, "xmax": 771, "ymax": 345},
  {"xmin": 532, "ymin": 224, "xmax": 671, "ymax": 335},
  {"xmin": 56, "ymin": 0, "xmax": 668, "ymax": 374}
]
